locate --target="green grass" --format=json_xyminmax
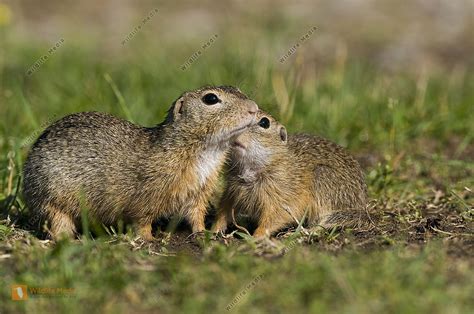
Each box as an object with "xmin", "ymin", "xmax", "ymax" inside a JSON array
[
  {"xmin": 0, "ymin": 238, "xmax": 472, "ymax": 313},
  {"xmin": 0, "ymin": 20, "xmax": 473, "ymax": 313}
]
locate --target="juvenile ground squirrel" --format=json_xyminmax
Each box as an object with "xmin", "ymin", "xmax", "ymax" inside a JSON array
[
  {"xmin": 213, "ymin": 111, "xmax": 367, "ymax": 237},
  {"xmin": 23, "ymin": 86, "xmax": 258, "ymax": 240}
]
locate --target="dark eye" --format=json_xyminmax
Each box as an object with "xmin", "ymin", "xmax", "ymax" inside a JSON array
[
  {"xmin": 202, "ymin": 93, "xmax": 220, "ymax": 105},
  {"xmin": 258, "ymin": 117, "xmax": 270, "ymax": 129}
]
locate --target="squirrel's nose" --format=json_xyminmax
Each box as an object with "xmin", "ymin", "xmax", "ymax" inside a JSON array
[{"xmin": 247, "ymin": 101, "xmax": 258, "ymax": 114}]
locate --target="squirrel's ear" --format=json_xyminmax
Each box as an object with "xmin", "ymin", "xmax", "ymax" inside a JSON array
[
  {"xmin": 279, "ymin": 126, "xmax": 288, "ymax": 142},
  {"xmin": 171, "ymin": 98, "xmax": 184, "ymax": 120}
]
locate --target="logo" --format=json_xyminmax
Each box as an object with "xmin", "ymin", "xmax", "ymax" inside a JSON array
[{"xmin": 11, "ymin": 285, "xmax": 28, "ymax": 301}]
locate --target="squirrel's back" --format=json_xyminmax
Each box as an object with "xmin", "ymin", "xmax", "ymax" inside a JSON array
[
  {"xmin": 23, "ymin": 112, "xmax": 153, "ymax": 221},
  {"xmin": 289, "ymin": 133, "xmax": 367, "ymax": 215}
]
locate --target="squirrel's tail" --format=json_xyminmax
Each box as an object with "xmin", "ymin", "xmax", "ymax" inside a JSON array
[{"xmin": 317, "ymin": 208, "xmax": 375, "ymax": 231}]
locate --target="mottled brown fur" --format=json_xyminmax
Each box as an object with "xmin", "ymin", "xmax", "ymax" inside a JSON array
[
  {"xmin": 23, "ymin": 86, "xmax": 258, "ymax": 240},
  {"xmin": 213, "ymin": 111, "xmax": 367, "ymax": 237}
]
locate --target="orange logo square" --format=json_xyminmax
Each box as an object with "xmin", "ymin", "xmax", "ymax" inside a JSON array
[{"xmin": 11, "ymin": 285, "xmax": 28, "ymax": 301}]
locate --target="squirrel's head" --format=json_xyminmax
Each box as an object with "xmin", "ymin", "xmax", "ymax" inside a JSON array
[
  {"xmin": 165, "ymin": 86, "xmax": 258, "ymax": 146},
  {"xmin": 230, "ymin": 110, "xmax": 288, "ymax": 168}
]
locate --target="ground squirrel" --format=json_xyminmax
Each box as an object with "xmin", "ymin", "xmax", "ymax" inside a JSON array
[
  {"xmin": 213, "ymin": 111, "xmax": 367, "ymax": 237},
  {"xmin": 22, "ymin": 86, "xmax": 258, "ymax": 240}
]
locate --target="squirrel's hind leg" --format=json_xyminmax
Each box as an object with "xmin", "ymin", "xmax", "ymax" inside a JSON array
[
  {"xmin": 46, "ymin": 204, "xmax": 77, "ymax": 240},
  {"xmin": 253, "ymin": 210, "xmax": 291, "ymax": 238}
]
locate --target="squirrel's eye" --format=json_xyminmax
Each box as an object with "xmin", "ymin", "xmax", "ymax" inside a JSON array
[
  {"xmin": 258, "ymin": 117, "xmax": 270, "ymax": 129},
  {"xmin": 202, "ymin": 93, "xmax": 220, "ymax": 105}
]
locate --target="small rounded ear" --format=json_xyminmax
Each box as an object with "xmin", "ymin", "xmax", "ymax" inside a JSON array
[
  {"xmin": 279, "ymin": 126, "xmax": 288, "ymax": 142},
  {"xmin": 171, "ymin": 97, "xmax": 184, "ymax": 121}
]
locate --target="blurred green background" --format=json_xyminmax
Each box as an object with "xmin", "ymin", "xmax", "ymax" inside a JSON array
[
  {"xmin": 0, "ymin": 1, "xmax": 473, "ymax": 313},
  {"xmin": 1, "ymin": 0, "xmax": 473, "ymax": 154}
]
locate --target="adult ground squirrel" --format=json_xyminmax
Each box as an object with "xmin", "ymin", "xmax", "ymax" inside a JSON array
[
  {"xmin": 213, "ymin": 111, "xmax": 367, "ymax": 237},
  {"xmin": 23, "ymin": 86, "xmax": 258, "ymax": 240}
]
